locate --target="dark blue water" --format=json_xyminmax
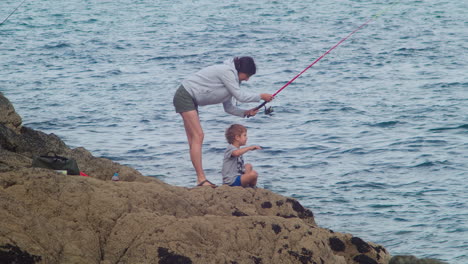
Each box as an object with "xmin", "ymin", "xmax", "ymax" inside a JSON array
[{"xmin": 1, "ymin": 0, "xmax": 467, "ymax": 262}]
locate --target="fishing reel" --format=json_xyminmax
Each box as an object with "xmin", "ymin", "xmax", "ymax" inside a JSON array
[
  {"xmin": 264, "ymin": 105, "xmax": 274, "ymax": 115},
  {"xmin": 246, "ymin": 103, "xmax": 273, "ymax": 118},
  {"xmin": 246, "ymin": 101, "xmax": 274, "ymax": 118}
]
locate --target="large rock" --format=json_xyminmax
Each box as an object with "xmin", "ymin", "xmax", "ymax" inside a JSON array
[
  {"xmin": 0, "ymin": 93, "xmax": 391, "ymax": 263},
  {"xmin": 0, "ymin": 93, "xmax": 22, "ymax": 133},
  {"xmin": 389, "ymin": 255, "xmax": 448, "ymax": 264}
]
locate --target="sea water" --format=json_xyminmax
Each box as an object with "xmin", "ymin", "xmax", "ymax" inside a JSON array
[{"xmin": 1, "ymin": 0, "xmax": 466, "ymax": 262}]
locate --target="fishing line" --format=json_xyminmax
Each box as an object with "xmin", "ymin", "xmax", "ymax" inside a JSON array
[
  {"xmin": 253, "ymin": 0, "xmax": 401, "ymax": 114},
  {"xmin": 0, "ymin": 0, "xmax": 27, "ymax": 26}
]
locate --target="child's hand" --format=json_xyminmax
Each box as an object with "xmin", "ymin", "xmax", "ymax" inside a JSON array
[{"xmin": 250, "ymin": 145, "xmax": 262, "ymax": 151}]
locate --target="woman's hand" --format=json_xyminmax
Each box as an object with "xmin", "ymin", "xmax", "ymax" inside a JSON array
[
  {"xmin": 260, "ymin": 93, "xmax": 274, "ymax": 102},
  {"xmin": 244, "ymin": 108, "xmax": 259, "ymax": 117}
]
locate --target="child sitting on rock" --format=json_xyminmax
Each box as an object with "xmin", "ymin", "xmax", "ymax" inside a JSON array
[{"xmin": 222, "ymin": 124, "xmax": 261, "ymax": 187}]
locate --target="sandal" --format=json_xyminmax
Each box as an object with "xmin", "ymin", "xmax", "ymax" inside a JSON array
[{"xmin": 196, "ymin": 179, "xmax": 216, "ymax": 187}]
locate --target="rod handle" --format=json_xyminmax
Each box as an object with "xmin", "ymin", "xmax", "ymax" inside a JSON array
[
  {"xmin": 246, "ymin": 101, "xmax": 268, "ymax": 118},
  {"xmin": 254, "ymin": 101, "xmax": 268, "ymax": 111}
]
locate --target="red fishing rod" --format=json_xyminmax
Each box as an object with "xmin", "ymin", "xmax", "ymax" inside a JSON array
[{"xmin": 253, "ymin": 1, "xmax": 400, "ymax": 115}]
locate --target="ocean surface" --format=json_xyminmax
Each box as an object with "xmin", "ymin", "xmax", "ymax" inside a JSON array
[{"xmin": 1, "ymin": 0, "xmax": 467, "ymax": 262}]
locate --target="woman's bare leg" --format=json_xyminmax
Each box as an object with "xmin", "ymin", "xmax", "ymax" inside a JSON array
[{"xmin": 180, "ymin": 110, "xmax": 211, "ymax": 185}]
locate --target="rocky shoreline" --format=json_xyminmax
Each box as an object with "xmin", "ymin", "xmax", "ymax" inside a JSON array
[{"xmin": 0, "ymin": 93, "xmax": 445, "ymax": 264}]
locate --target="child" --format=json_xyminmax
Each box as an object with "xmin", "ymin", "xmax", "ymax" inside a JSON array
[{"xmin": 222, "ymin": 124, "xmax": 261, "ymax": 187}]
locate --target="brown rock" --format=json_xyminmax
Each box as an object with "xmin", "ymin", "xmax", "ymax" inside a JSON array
[
  {"xmin": 0, "ymin": 93, "xmax": 22, "ymax": 133},
  {"xmin": 0, "ymin": 93, "xmax": 391, "ymax": 263},
  {"xmin": 389, "ymin": 255, "xmax": 448, "ymax": 264}
]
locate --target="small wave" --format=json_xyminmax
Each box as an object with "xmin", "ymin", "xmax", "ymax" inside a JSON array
[
  {"xmin": 393, "ymin": 47, "xmax": 437, "ymax": 57},
  {"xmin": 127, "ymin": 149, "xmax": 147, "ymax": 154},
  {"xmin": 106, "ymin": 69, "xmax": 122, "ymax": 75},
  {"xmin": 366, "ymin": 121, "xmax": 402, "ymax": 128},
  {"xmin": 43, "ymin": 42, "xmax": 71, "ymax": 49},
  {"xmin": 82, "ymin": 18, "xmax": 98, "ymax": 24},
  {"xmin": 265, "ymin": 149, "xmax": 287, "ymax": 155},
  {"xmin": 413, "ymin": 160, "xmax": 450, "ymax": 168},
  {"xmin": 410, "ymin": 223, "xmax": 428, "ymax": 228},
  {"xmin": 302, "ymin": 119, "xmax": 320, "ymax": 125},
  {"xmin": 113, "ymin": 45, "xmax": 126, "ymax": 50},
  {"xmin": 335, "ymin": 180, "xmax": 356, "ymax": 185},
  {"xmin": 159, "ymin": 150, "xmax": 183, "ymax": 157},
  {"xmin": 340, "ymin": 147, "xmax": 366, "ymax": 154},
  {"xmin": 420, "ymin": 82, "xmax": 468, "ymax": 89},
  {"xmin": 447, "ymin": 227, "xmax": 468, "ymax": 234},
  {"xmin": 274, "ymin": 107, "xmax": 300, "ymax": 114},
  {"xmin": 429, "ymin": 124, "xmax": 468, "ymax": 131},
  {"xmin": 207, "ymin": 147, "xmax": 224, "ymax": 154},
  {"xmin": 147, "ymin": 54, "xmax": 197, "ymax": 61},
  {"xmin": 289, "ymin": 162, "xmax": 328, "ymax": 169},
  {"xmin": 332, "ymin": 197, "xmax": 349, "ymax": 203},
  {"xmin": 394, "ymin": 230, "xmax": 414, "ymax": 235},
  {"xmin": 351, "ymin": 183, "xmax": 390, "ymax": 189},
  {"xmin": 389, "ymin": 138, "xmax": 448, "ymax": 148},
  {"xmin": 396, "ymin": 47, "xmax": 434, "ymax": 52},
  {"xmin": 368, "ymin": 204, "xmax": 400, "ymax": 209},
  {"xmin": 394, "ymin": 217, "xmax": 410, "ymax": 222},
  {"xmin": 415, "ymin": 188, "xmax": 448, "ymax": 195},
  {"xmin": 339, "ymin": 106, "xmax": 365, "ymax": 114}
]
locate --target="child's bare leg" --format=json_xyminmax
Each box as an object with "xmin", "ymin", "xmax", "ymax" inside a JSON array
[
  {"xmin": 241, "ymin": 163, "xmax": 258, "ymax": 187},
  {"xmin": 251, "ymin": 170, "xmax": 258, "ymax": 187},
  {"xmin": 245, "ymin": 163, "xmax": 253, "ymax": 173}
]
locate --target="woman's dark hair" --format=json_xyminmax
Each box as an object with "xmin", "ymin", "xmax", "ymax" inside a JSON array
[{"xmin": 234, "ymin": 56, "xmax": 256, "ymax": 76}]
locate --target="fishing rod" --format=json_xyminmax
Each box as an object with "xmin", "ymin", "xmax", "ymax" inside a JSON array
[
  {"xmin": 252, "ymin": 1, "xmax": 400, "ymax": 116},
  {"xmin": 0, "ymin": 0, "xmax": 27, "ymax": 26}
]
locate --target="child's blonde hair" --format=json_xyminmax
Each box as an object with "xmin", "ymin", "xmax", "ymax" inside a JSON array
[{"xmin": 225, "ymin": 124, "xmax": 247, "ymax": 144}]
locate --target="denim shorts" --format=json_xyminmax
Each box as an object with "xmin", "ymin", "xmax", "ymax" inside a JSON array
[{"xmin": 229, "ymin": 175, "xmax": 242, "ymax": 187}]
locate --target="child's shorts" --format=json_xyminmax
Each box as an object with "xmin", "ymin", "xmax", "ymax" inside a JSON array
[
  {"xmin": 229, "ymin": 175, "xmax": 242, "ymax": 187},
  {"xmin": 173, "ymin": 85, "xmax": 198, "ymax": 113}
]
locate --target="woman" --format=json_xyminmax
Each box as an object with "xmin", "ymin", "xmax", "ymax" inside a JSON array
[{"xmin": 173, "ymin": 56, "xmax": 273, "ymax": 187}]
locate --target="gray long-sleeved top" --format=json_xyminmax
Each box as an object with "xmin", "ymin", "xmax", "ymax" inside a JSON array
[{"xmin": 181, "ymin": 59, "xmax": 261, "ymax": 117}]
